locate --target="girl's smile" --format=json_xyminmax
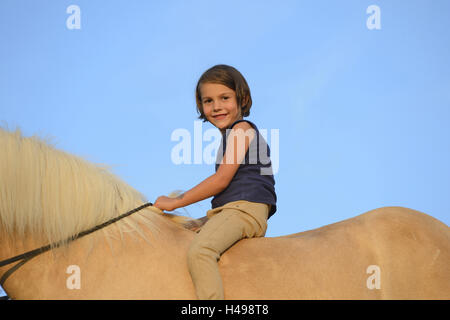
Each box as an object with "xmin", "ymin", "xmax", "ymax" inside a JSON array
[{"xmin": 200, "ymin": 83, "xmax": 243, "ymax": 134}]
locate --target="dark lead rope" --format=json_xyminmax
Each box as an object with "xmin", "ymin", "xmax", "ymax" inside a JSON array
[{"xmin": 0, "ymin": 202, "xmax": 153, "ymax": 289}]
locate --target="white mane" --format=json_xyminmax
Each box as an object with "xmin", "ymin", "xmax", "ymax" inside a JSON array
[{"xmin": 0, "ymin": 127, "xmax": 194, "ymax": 247}]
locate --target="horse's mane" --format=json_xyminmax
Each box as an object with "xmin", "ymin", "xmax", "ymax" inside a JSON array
[{"xmin": 0, "ymin": 127, "xmax": 200, "ymax": 247}]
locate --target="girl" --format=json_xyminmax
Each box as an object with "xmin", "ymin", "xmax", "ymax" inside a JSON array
[{"xmin": 154, "ymin": 64, "xmax": 277, "ymax": 300}]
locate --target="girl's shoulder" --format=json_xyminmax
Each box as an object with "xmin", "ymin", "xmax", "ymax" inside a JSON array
[{"xmin": 229, "ymin": 119, "xmax": 258, "ymax": 131}]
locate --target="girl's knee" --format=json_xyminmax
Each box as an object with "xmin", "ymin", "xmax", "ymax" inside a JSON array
[
  {"xmin": 188, "ymin": 242, "xmax": 213, "ymax": 263},
  {"xmin": 187, "ymin": 240, "xmax": 222, "ymax": 269}
]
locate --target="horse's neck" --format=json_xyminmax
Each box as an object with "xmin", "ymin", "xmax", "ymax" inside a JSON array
[{"xmin": 1, "ymin": 212, "xmax": 196, "ymax": 299}]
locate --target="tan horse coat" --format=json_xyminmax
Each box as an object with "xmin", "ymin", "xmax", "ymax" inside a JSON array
[
  {"xmin": 0, "ymin": 128, "xmax": 449, "ymax": 299},
  {"xmin": 1, "ymin": 205, "xmax": 449, "ymax": 299}
]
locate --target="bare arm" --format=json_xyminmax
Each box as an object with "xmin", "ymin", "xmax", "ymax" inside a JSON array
[
  {"xmin": 173, "ymin": 173, "xmax": 227, "ymax": 208},
  {"xmin": 154, "ymin": 121, "xmax": 255, "ymax": 211}
]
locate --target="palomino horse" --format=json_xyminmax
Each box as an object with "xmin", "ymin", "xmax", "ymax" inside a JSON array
[{"xmin": 0, "ymin": 127, "xmax": 449, "ymax": 299}]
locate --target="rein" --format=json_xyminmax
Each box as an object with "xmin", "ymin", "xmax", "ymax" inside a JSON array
[{"xmin": 0, "ymin": 202, "xmax": 153, "ymax": 287}]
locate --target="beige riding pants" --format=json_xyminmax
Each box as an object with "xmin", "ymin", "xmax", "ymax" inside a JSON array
[{"xmin": 187, "ymin": 200, "xmax": 270, "ymax": 300}]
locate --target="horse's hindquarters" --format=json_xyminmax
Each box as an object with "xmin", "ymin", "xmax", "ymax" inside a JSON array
[{"xmin": 219, "ymin": 207, "xmax": 450, "ymax": 299}]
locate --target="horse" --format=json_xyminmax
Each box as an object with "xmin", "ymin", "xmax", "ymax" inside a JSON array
[{"xmin": 0, "ymin": 127, "xmax": 449, "ymax": 299}]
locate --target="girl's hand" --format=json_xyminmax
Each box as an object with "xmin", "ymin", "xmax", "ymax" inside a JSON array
[{"xmin": 153, "ymin": 195, "xmax": 179, "ymax": 212}]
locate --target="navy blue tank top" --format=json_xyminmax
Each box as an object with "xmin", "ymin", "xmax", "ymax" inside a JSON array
[{"xmin": 211, "ymin": 119, "xmax": 277, "ymax": 218}]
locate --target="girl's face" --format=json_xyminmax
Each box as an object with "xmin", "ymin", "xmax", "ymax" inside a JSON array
[{"xmin": 200, "ymin": 82, "xmax": 243, "ymax": 134}]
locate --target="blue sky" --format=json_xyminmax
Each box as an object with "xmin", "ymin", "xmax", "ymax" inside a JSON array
[{"xmin": 1, "ymin": 0, "xmax": 449, "ymax": 297}]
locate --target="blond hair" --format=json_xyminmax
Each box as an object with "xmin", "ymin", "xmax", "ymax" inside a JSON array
[{"xmin": 0, "ymin": 127, "xmax": 197, "ymax": 248}]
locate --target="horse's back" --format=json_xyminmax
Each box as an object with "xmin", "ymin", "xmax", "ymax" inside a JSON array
[{"xmin": 220, "ymin": 206, "xmax": 450, "ymax": 299}]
